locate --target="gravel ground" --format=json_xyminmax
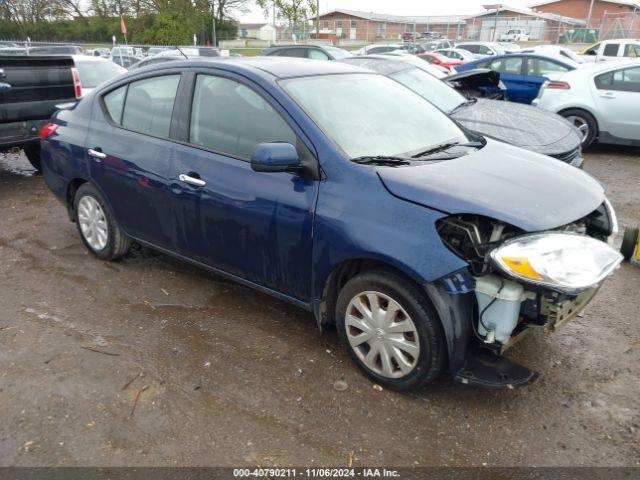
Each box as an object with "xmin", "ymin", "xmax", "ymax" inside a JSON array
[{"xmin": 0, "ymin": 147, "xmax": 638, "ymax": 467}]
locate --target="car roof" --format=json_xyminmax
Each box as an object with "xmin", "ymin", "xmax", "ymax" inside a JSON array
[{"xmin": 132, "ymin": 56, "xmax": 369, "ymax": 79}]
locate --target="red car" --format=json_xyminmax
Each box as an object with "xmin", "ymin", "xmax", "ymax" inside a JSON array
[{"xmin": 417, "ymin": 52, "xmax": 462, "ymax": 71}]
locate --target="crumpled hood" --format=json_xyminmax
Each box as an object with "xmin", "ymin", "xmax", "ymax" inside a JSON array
[
  {"xmin": 378, "ymin": 138, "xmax": 604, "ymax": 232},
  {"xmin": 451, "ymin": 98, "xmax": 582, "ymax": 155}
]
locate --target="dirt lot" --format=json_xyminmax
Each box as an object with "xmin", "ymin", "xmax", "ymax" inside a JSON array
[{"xmin": 0, "ymin": 147, "xmax": 639, "ymax": 467}]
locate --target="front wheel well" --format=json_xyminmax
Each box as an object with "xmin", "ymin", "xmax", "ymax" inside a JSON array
[{"xmin": 318, "ymin": 259, "xmax": 425, "ymax": 328}]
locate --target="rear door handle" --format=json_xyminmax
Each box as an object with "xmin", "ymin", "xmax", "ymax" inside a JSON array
[
  {"xmin": 179, "ymin": 174, "xmax": 206, "ymax": 187},
  {"xmin": 87, "ymin": 148, "xmax": 106, "ymax": 159},
  {"xmin": 600, "ymin": 92, "xmax": 615, "ymax": 99}
]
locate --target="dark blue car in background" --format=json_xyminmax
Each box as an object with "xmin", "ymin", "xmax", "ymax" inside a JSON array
[
  {"xmin": 454, "ymin": 53, "xmax": 577, "ymax": 104},
  {"xmin": 40, "ymin": 58, "xmax": 621, "ymax": 390}
]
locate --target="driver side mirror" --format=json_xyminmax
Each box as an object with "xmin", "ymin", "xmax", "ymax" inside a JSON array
[{"xmin": 251, "ymin": 142, "xmax": 304, "ymax": 174}]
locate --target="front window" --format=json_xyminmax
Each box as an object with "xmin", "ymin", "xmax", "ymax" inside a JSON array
[
  {"xmin": 603, "ymin": 43, "xmax": 619, "ymax": 57},
  {"xmin": 283, "ymin": 73, "xmax": 468, "ymax": 159},
  {"xmin": 490, "ymin": 56, "xmax": 523, "ymax": 74}
]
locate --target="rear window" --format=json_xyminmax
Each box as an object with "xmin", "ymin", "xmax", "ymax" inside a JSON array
[
  {"xmin": 75, "ymin": 60, "xmax": 125, "ymax": 88},
  {"xmin": 103, "ymin": 86, "xmax": 126, "ymax": 124},
  {"xmin": 121, "ymin": 75, "xmax": 180, "ymax": 138}
]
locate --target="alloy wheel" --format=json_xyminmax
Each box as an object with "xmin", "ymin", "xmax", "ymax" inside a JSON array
[
  {"xmin": 566, "ymin": 115, "xmax": 589, "ymax": 144},
  {"xmin": 345, "ymin": 291, "xmax": 420, "ymax": 379},
  {"xmin": 77, "ymin": 196, "xmax": 109, "ymax": 251}
]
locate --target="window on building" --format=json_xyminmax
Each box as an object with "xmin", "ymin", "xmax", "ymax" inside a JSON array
[
  {"xmin": 377, "ymin": 22, "xmax": 387, "ymax": 37},
  {"xmin": 336, "ymin": 20, "xmax": 343, "ymax": 29},
  {"xmin": 322, "ymin": 20, "xmax": 329, "ymax": 29},
  {"xmin": 351, "ymin": 20, "xmax": 357, "ymax": 28},
  {"xmin": 120, "ymin": 75, "xmax": 180, "ymax": 138},
  {"xmin": 189, "ymin": 75, "xmax": 297, "ymax": 159}
]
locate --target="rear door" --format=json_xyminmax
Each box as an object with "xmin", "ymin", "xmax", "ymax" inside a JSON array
[
  {"xmin": 593, "ymin": 65, "xmax": 640, "ymax": 141},
  {"xmin": 487, "ymin": 56, "xmax": 526, "ymax": 102},
  {"xmin": 522, "ymin": 57, "xmax": 571, "ymax": 104},
  {"xmin": 169, "ymin": 70, "xmax": 319, "ymax": 300},
  {"xmin": 86, "ymin": 72, "xmax": 182, "ymax": 249}
]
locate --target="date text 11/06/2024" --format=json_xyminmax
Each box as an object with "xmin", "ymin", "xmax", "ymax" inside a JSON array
[{"xmin": 233, "ymin": 468, "xmax": 401, "ymax": 478}]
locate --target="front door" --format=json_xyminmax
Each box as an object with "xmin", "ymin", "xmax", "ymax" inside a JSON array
[
  {"xmin": 87, "ymin": 74, "xmax": 181, "ymax": 249},
  {"xmin": 170, "ymin": 72, "xmax": 319, "ymax": 301}
]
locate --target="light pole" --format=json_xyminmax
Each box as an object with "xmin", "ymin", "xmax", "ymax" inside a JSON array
[
  {"xmin": 586, "ymin": 0, "xmax": 596, "ymax": 28},
  {"xmin": 211, "ymin": 0, "xmax": 217, "ymax": 46},
  {"xmin": 483, "ymin": 4, "xmax": 503, "ymax": 41}
]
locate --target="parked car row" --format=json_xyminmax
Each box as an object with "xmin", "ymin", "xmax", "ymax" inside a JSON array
[{"xmin": 38, "ymin": 56, "xmax": 623, "ymax": 392}]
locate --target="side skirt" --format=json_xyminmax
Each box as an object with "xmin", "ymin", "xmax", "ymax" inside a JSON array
[{"xmin": 130, "ymin": 236, "xmax": 312, "ymax": 312}]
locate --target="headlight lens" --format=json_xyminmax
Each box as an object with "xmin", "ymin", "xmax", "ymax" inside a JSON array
[{"xmin": 490, "ymin": 232, "xmax": 622, "ymax": 292}]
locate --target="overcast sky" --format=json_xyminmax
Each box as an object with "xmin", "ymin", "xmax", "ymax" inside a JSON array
[{"xmin": 239, "ymin": 0, "xmax": 535, "ymax": 22}]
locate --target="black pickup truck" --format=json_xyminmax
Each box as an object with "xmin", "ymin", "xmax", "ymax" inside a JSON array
[{"xmin": 0, "ymin": 55, "xmax": 78, "ymax": 170}]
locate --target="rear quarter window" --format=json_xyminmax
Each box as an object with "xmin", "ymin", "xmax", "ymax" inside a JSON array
[{"xmin": 103, "ymin": 86, "xmax": 126, "ymax": 124}]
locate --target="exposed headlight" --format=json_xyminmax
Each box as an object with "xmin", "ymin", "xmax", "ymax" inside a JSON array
[{"xmin": 490, "ymin": 232, "xmax": 623, "ymax": 293}]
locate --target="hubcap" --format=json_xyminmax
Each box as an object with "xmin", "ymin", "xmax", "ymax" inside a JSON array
[
  {"xmin": 566, "ymin": 115, "xmax": 589, "ymax": 144},
  {"xmin": 345, "ymin": 291, "xmax": 420, "ymax": 379},
  {"xmin": 77, "ymin": 196, "xmax": 109, "ymax": 251}
]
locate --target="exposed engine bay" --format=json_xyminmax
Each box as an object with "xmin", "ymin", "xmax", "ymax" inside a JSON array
[{"xmin": 436, "ymin": 200, "xmax": 617, "ymax": 353}]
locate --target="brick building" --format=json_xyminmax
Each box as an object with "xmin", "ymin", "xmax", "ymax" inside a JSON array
[
  {"xmin": 312, "ymin": 9, "xmax": 467, "ymax": 42},
  {"xmin": 531, "ymin": 0, "xmax": 639, "ymax": 24},
  {"xmin": 465, "ymin": 5, "xmax": 586, "ymax": 41}
]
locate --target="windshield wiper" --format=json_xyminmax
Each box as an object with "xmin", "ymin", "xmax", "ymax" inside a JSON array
[
  {"xmin": 411, "ymin": 140, "xmax": 483, "ymax": 159},
  {"xmin": 450, "ymin": 97, "xmax": 478, "ymax": 114},
  {"xmin": 351, "ymin": 155, "xmax": 411, "ymax": 166}
]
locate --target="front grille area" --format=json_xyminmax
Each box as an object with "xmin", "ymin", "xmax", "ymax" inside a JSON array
[{"xmin": 550, "ymin": 147, "xmax": 583, "ymax": 167}]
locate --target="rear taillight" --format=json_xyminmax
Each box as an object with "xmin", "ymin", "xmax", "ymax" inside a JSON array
[
  {"xmin": 546, "ymin": 80, "xmax": 570, "ymax": 90},
  {"xmin": 71, "ymin": 67, "xmax": 82, "ymax": 98},
  {"xmin": 40, "ymin": 123, "xmax": 58, "ymax": 141}
]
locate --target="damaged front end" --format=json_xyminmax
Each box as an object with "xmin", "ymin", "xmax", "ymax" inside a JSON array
[{"xmin": 434, "ymin": 200, "xmax": 622, "ymax": 389}]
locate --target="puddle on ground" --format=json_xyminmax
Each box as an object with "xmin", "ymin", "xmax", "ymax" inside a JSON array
[{"xmin": 0, "ymin": 151, "xmax": 37, "ymax": 177}]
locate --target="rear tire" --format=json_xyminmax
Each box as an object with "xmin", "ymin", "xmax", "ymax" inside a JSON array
[
  {"xmin": 74, "ymin": 183, "xmax": 131, "ymax": 260},
  {"xmin": 23, "ymin": 145, "xmax": 42, "ymax": 172},
  {"xmin": 561, "ymin": 108, "xmax": 597, "ymax": 149},
  {"xmin": 336, "ymin": 270, "xmax": 446, "ymax": 391}
]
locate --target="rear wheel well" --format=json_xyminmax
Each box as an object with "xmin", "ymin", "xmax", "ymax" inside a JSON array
[
  {"xmin": 320, "ymin": 259, "xmax": 425, "ymax": 327},
  {"xmin": 558, "ymin": 107, "xmax": 599, "ymax": 138},
  {"xmin": 66, "ymin": 178, "xmax": 87, "ymax": 221}
]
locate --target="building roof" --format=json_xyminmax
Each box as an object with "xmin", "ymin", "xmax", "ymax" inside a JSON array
[
  {"xmin": 237, "ymin": 23, "xmax": 269, "ymax": 29},
  {"xmin": 530, "ymin": 0, "xmax": 640, "ymax": 9},
  {"xmin": 316, "ymin": 9, "xmax": 466, "ymax": 24},
  {"xmin": 468, "ymin": 5, "xmax": 586, "ymax": 24}
]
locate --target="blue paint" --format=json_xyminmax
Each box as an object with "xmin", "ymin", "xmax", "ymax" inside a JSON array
[
  {"xmin": 41, "ymin": 57, "xmax": 603, "ymax": 317},
  {"xmin": 454, "ymin": 54, "xmax": 576, "ymax": 104}
]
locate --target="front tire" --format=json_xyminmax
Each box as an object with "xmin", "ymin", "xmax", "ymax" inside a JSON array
[
  {"xmin": 336, "ymin": 270, "xmax": 446, "ymax": 390},
  {"xmin": 74, "ymin": 183, "xmax": 131, "ymax": 260},
  {"xmin": 561, "ymin": 108, "xmax": 597, "ymax": 149}
]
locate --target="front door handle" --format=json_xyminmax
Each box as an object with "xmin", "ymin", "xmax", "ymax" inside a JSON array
[
  {"xmin": 88, "ymin": 148, "xmax": 106, "ymax": 159},
  {"xmin": 179, "ymin": 174, "xmax": 206, "ymax": 187}
]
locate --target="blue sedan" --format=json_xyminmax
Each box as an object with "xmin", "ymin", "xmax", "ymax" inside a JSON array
[
  {"xmin": 40, "ymin": 58, "xmax": 620, "ymax": 390},
  {"xmin": 454, "ymin": 53, "xmax": 577, "ymax": 104}
]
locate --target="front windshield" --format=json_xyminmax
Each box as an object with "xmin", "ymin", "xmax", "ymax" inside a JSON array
[
  {"xmin": 389, "ymin": 67, "xmax": 466, "ymax": 113},
  {"xmin": 75, "ymin": 60, "xmax": 125, "ymax": 88},
  {"xmin": 283, "ymin": 73, "xmax": 468, "ymax": 159}
]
